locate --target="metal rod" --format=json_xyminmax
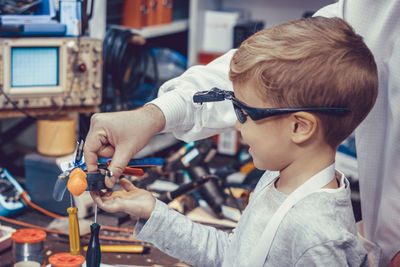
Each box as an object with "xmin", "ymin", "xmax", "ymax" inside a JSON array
[{"xmin": 94, "ymin": 204, "xmax": 98, "ymax": 223}]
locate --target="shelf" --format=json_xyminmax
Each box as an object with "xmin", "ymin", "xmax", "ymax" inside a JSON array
[{"xmin": 109, "ymin": 19, "xmax": 188, "ymax": 39}]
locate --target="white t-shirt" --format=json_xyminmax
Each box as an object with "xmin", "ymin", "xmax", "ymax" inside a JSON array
[{"xmin": 135, "ymin": 172, "xmax": 367, "ymax": 266}]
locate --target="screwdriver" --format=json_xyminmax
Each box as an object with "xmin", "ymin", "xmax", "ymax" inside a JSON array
[
  {"xmin": 86, "ymin": 204, "xmax": 101, "ymax": 267},
  {"xmin": 67, "ymin": 140, "xmax": 84, "ymax": 255},
  {"xmin": 83, "ymin": 244, "xmax": 149, "ymax": 253},
  {"xmin": 67, "ymin": 193, "xmax": 81, "ymax": 255}
]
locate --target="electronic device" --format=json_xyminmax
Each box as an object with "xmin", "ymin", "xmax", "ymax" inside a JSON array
[
  {"xmin": 165, "ymin": 139, "xmax": 226, "ymax": 218},
  {"xmin": 0, "ymin": 168, "xmax": 25, "ymax": 217},
  {"xmin": 0, "ymin": 37, "xmax": 102, "ymax": 109},
  {"xmin": 60, "ymin": 0, "xmax": 82, "ymax": 36},
  {"xmin": 0, "ymin": 22, "xmax": 67, "ymax": 37}
]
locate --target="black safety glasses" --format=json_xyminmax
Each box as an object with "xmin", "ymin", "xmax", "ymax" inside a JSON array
[{"xmin": 193, "ymin": 87, "xmax": 350, "ymax": 123}]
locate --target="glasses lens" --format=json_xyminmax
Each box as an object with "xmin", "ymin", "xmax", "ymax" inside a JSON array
[{"xmin": 233, "ymin": 102, "xmax": 247, "ymax": 123}]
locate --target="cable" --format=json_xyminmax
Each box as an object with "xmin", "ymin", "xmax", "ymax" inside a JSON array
[
  {"xmin": 20, "ymin": 190, "xmax": 133, "ymax": 233},
  {"xmin": 0, "ymin": 216, "xmax": 140, "ymax": 243},
  {"xmin": 21, "ymin": 191, "xmax": 63, "ymax": 219},
  {"xmin": 102, "ymin": 28, "xmax": 159, "ymax": 111}
]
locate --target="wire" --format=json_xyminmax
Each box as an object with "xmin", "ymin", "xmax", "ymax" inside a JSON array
[
  {"xmin": 102, "ymin": 28, "xmax": 159, "ymax": 111},
  {"xmin": 0, "ymin": 216, "xmax": 140, "ymax": 243},
  {"xmin": 20, "ymin": 190, "xmax": 133, "ymax": 233},
  {"xmin": 21, "ymin": 191, "xmax": 63, "ymax": 219}
]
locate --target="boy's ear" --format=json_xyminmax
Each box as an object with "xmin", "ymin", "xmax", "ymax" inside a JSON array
[{"xmin": 289, "ymin": 112, "xmax": 318, "ymax": 144}]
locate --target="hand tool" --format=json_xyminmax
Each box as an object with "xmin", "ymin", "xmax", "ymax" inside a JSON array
[
  {"xmin": 67, "ymin": 140, "xmax": 85, "ymax": 255},
  {"xmin": 53, "ymin": 142, "xmax": 164, "ymax": 200},
  {"xmin": 67, "ymin": 193, "xmax": 81, "ymax": 255},
  {"xmin": 83, "ymin": 244, "xmax": 150, "ymax": 253},
  {"xmin": 53, "ymin": 140, "xmax": 86, "ymax": 201},
  {"xmin": 86, "ymin": 204, "xmax": 101, "ymax": 267}
]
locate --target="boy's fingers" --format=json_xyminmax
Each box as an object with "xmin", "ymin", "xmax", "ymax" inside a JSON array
[
  {"xmin": 120, "ymin": 178, "xmax": 136, "ymax": 192},
  {"xmin": 90, "ymin": 191, "xmax": 117, "ymax": 212},
  {"xmin": 90, "ymin": 191, "xmax": 103, "ymax": 205}
]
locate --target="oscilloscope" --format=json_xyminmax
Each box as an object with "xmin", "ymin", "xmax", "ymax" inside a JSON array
[{"xmin": 0, "ymin": 37, "xmax": 102, "ymax": 110}]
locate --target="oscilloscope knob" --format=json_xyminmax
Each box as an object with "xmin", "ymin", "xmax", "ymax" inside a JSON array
[
  {"xmin": 16, "ymin": 99, "xmax": 26, "ymax": 108},
  {"xmin": 40, "ymin": 97, "xmax": 51, "ymax": 106},
  {"xmin": 67, "ymin": 41, "xmax": 79, "ymax": 53},
  {"xmin": 93, "ymin": 45, "xmax": 101, "ymax": 53},
  {"xmin": 93, "ymin": 82, "xmax": 101, "ymax": 89},
  {"xmin": 77, "ymin": 63, "xmax": 87, "ymax": 72}
]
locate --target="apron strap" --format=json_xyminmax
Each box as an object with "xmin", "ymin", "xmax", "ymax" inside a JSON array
[{"xmin": 249, "ymin": 163, "xmax": 336, "ymax": 266}]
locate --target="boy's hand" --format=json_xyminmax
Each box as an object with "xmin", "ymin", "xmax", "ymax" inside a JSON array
[{"xmin": 90, "ymin": 178, "xmax": 156, "ymax": 219}]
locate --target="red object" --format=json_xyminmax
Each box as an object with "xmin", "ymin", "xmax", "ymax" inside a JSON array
[
  {"xmin": 105, "ymin": 160, "xmax": 147, "ymax": 176},
  {"xmin": 123, "ymin": 0, "xmax": 148, "ymax": 28},
  {"xmin": 78, "ymin": 63, "xmax": 87, "ymax": 72},
  {"xmin": 11, "ymin": 228, "xmax": 46, "ymax": 244},
  {"xmin": 155, "ymin": 0, "xmax": 173, "ymax": 25},
  {"xmin": 49, "ymin": 252, "xmax": 85, "ymax": 267},
  {"xmin": 198, "ymin": 51, "xmax": 224, "ymax": 65},
  {"xmin": 147, "ymin": 0, "xmax": 157, "ymax": 26},
  {"xmin": 123, "ymin": 167, "xmax": 145, "ymax": 176},
  {"xmin": 389, "ymin": 252, "xmax": 400, "ymax": 267}
]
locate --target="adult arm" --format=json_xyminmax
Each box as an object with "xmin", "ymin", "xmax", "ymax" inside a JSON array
[
  {"xmin": 313, "ymin": 0, "xmax": 344, "ymax": 18},
  {"xmin": 84, "ymin": 104, "xmax": 165, "ymax": 181},
  {"xmin": 84, "ymin": 50, "xmax": 235, "ymax": 183},
  {"xmin": 151, "ymin": 49, "xmax": 237, "ymax": 142}
]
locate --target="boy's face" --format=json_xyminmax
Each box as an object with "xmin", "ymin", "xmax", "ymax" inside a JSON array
[{"xmin": 233, "ymin": 81, "xmax": 293, "ymax": 171}]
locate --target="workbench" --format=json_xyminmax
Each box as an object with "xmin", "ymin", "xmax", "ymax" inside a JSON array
[{"xmin": 0, "ymin": 206, "xmax": 189, "ymax": 266}]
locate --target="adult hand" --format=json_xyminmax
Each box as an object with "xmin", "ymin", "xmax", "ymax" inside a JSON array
[
  {"xmin": 90, "ymin": 178, "xmax": 156, "ymax": 219},
  {"xmin": 84, "ymin": 104, "xmax": 165, "ymax": 188}
]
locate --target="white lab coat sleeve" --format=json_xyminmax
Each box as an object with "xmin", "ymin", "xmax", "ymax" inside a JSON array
[
  {"xmin": 313, "ymin": 0, "xmax": 344, "ymax": 18},
  {"xmin": 150, "ymin": 50, "xmax": 237, "ymax": 142}
]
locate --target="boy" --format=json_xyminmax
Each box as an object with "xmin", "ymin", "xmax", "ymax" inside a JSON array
[{"xmin": 91, "ymin": 16, "xmax": 378, "ymax": 266}]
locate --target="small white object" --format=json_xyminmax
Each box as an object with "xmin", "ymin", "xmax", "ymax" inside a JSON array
[
  {"xmin": 202, "ymin": 10, "xmax": 241, "ymax": 53},
  {"xmin": 60, "ymin": 0, "xmax": 82, "ymax": 36}
]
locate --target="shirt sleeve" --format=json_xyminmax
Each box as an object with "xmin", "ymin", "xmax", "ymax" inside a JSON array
[
  {"xmin": 294, "ymin": 241, "xmax": 368, "ymax": 267},
  {"xmin": 150, "ymin": 49, "xmax": 237, "ymax": 142},
  {"xmin": 313, "ymin": 0, "xmax": 344, "ymax": 18},
  {"xmin": 135, "ymin": 200, "xmax": 233, "ymax": 267}
]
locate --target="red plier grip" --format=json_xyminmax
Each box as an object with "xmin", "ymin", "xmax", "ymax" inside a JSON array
[{"xmin": 123, "ymin": 167, "xmax": 145, "ymax": 176}]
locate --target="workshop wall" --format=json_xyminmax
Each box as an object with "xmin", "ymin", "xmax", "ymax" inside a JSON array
[{"xmin": 222, "ymin": 0, "xmax": 334, "ymax": 26}]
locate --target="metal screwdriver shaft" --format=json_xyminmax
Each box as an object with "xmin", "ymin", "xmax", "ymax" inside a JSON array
[{"xmin": 86, "ymin": 204, "xmax": 101, "ymax": 267}]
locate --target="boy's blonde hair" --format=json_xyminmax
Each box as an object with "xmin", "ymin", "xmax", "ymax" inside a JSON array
[{"xmin": 229, "ymin": 17, "xmax": 378, "ymax": 148}]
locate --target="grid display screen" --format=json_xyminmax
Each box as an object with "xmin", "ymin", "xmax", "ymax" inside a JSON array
[{"xmin": 11, "ymin": 47, "xmax": 59, "ymax": 87}]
